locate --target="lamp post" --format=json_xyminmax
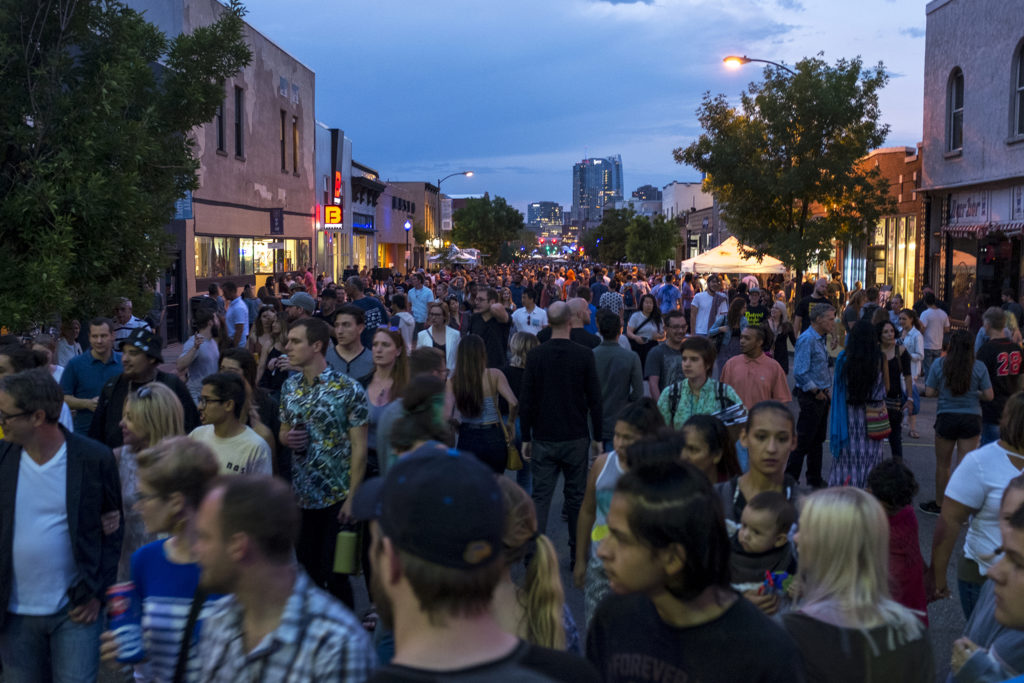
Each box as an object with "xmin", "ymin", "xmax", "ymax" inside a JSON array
[
  {"xmin": 404, "ymin": 219, "xmax": 412, "ymax": 274},
  {"xmin": 436, "ymin": 170, "xmax": 473, "ymax": 257},
  {"xmin": 723, "ymin": 55, "xmax": 796, "ymax": 75}
]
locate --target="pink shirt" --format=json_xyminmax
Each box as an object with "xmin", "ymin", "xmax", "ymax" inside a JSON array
[{"xmin": 720, "ymin": 353, "xmax": 792, "ymax": 409}]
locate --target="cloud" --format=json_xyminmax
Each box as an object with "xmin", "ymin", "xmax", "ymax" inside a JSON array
[
  {"xmin": 899, "ymin": 26, "xmax": 925, "ymax": 38},
  {"xmin": 775, "ymin": 0, "xmax": 805, "ymax": 10}
]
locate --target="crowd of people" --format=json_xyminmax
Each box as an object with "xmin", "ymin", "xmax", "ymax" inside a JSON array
[{"xmin": 2, "ymin": 262, "xmax": 1024, "ymax": 682}]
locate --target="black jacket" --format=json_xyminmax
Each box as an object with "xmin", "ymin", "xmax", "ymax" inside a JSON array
[
  {"xmin": 89, "ymin": 370, "xmax": 200, "ymax": 448},
  {"xmin": 520, "ymin": 338, "xmax": 603, "ymax": 443},
  {"xmin": 0, "ymin": 429, "xmax": 123, "ymax": 624}
]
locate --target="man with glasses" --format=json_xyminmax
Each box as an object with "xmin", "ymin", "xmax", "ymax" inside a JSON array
[
  {"xmin": 645, "ymin": 310, "xmax": 689, "ymax": 400},
  {"xmin": 189, "ymin": 372, "xmax": 272, "ymax": 475},
  {"xmin": 467, "ymin": 288, "xmax": 511, "ymax": 369},
  {"xmin": 0, "ymin": 369, "xmax": 123, "ymax": 683},
  {"xmin": 89, "ymin": 328, "xmax": 199, "ymax": 448},
  {"xmin": 511, "ymin": 288, "xmax": 547, "ymax": 336}
]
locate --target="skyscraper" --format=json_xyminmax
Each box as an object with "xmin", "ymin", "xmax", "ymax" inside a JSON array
[
  {"xmin": 571, "ymin": 155, "xmax": 623, "ymax": 227},
  {"xmin": 527, "ymin": 201, "xmax": 563, "ymax": 235}
]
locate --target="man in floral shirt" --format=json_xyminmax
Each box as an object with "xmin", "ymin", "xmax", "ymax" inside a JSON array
[{"xmin": 279, "ymin": 317, "xmax": 369, "ymax": 608}]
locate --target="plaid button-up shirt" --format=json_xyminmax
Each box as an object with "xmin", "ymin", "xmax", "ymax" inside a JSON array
[{"xmin": 199, "ymin": 569, "xmax": 375, "ymax": 682}]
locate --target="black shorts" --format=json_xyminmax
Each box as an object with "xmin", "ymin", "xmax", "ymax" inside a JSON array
[{"xmin": 934, "ymin": 413, "xmax": 982, "ymax": 441}]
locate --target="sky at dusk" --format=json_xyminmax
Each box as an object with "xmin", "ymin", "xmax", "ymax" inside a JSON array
[{"xmin": 238, "ymin": 0, "xmax": 928, "ymax": 214}]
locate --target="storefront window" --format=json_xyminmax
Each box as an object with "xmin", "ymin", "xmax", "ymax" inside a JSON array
[
  {"xmin": 254, "ymin": 239, "xmax": 276, "ymax": 274},
  {"xmin": 949, "ymin": 236, "xmax": 977, "ymax": 322},
  {"xmin": 196, "ymin": 236, "xmax": 311, "ymax": 278},
  {"xmin": 195, "ymin": 236, "xmax": 214, "ymax": 279}
]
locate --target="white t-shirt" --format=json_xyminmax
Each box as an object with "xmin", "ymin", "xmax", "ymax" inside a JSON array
[
  {"xmin": 189, "ymin": 425, "xmax": 272, "ymax": 475},
  {"xmin": 944, "ymin": 440, "xmax": 1024, "ymax": 573},
  {"xmin": 691, "ymin": 291, "xmax": 728, "ymax": 335},
  {"xmin": 511, "ymin": 306, "xmax": 548, "ymax": 336},
  {"xmin": 920, "ymin": 307, "xmax": 949, "ymax": 351},
  {"xmin": 10, "ymin": 445, "xmax": 77, "ymax": 615}
]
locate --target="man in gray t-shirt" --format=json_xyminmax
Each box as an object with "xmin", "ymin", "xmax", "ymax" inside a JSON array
[{"xmin": 643, "ymin": 310, "xmax": 687, "ymax": 399}]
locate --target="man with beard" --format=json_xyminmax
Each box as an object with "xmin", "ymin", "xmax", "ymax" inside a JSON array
[
  {"xmin": 195, "ymin": 475, "xmax": 374, "ymax": 681},
  {"xmin": 89, "ymin": 328, "xmax": 199, "ymax": 448},
  {"xmin": 353, "ymin": 445, "xmax": 598, "ymax": 681}
]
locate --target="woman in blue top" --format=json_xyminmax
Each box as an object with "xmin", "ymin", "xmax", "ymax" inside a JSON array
[
  {"xmin": 920, "ymin": 330, "xmax": 994, "ymax": 515},
  {"xmin": 100, "ymin": 437, "xmax": 222, "ymax": 682}
]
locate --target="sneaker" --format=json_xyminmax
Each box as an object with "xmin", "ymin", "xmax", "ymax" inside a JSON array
[{"xmin": 919, "ymin": 500, "xmax": 942, "ymax": 515}]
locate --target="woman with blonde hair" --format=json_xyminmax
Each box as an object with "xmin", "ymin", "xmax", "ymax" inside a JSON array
[
  {"xmin": 115, "ymin": 383, "xmax": 185, "ymax": 579},
  {"xmin": 256, "ymin": 309, "xmax": 290, "ymax": 401},
  {"xmin": 505, "ymin": 332, "xmax": 539, "ymax": 491},
  {"xmin": 492, "ymin": 478, "xmax": 578, "ymax": 653},
  {"xmin": 416, "ymin": 300, "xmax": 460, "ymax": 371},
  {"xmin": 783, "ymin": 487, "xmax": 933, "ymax": 682}
]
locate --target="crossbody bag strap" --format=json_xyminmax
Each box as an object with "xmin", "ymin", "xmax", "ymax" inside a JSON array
[{"xmin": 172, "ymin": 586, "xmax": 209, "ymax": 683}]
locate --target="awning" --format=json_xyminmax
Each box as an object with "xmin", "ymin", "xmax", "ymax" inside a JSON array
[
  {"xmin": 942, "ymin": 222, "xmax": 1024, "ymax": 239},
  {"xmin": 679, "ymin": 236, "xmax": 787, "ymax": 274}
]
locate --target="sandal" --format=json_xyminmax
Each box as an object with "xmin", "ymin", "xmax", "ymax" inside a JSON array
[{"xmin": 908, "ymin": 430, "xmax": 920, "ymax": 439}]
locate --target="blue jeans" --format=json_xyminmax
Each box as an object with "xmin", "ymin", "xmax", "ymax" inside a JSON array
[
  {"xmin": 980, "ymin": 422, "xmax": 1000, "ymax": 447},
  {"xmin": 0, "ymin": 606, "xmax": 101, "ymax": 683},
  {"xmin": 531, "ymin": 438, "xmax": 590, "ymax": 553},
  {"xmin": 922, "ymin": 349, "xmax": 942, "ymax": 380}
]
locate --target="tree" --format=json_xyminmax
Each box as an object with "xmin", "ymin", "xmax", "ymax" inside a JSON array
[
  {"xmin": 581, "ymin": 208, "xmax": 630, "ymax": 264},
  {"xmin": 0, "ymin": 0, "xmax": 251, "ymax": 329},
  {"xmin": 451, "ymin": 196, "xmax": 523, "ymax": 263},
  {"xmin": 674, "ymin": 55, "xmax": 893, "ymax": 274},
  {"xmin": 626, "ymin": 214, "xmax": 680, "ymax": 267}
]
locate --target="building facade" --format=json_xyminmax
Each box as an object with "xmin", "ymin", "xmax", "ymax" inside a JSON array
[
  {"xmin": 526, "ymin": 201, "xmax": 564, "ymax": 235},
  {"xmin": 389, "ymin": 182, "xmax": 439, "ymax": 270},
  {"xmin": 572, "ymin": 155, "xmax": 623, "ymax": 227},
  {"xmin": 632, "ymin": 184, "xmax": 663, "ymax": 201},
  {"xmin": 921, "ymin": 0, "xmax": 1024, "ymax": 325},
  {"xmin": 662, "ymin": 181, "xmax": 713, "ymax": 221},
  {"xmin": 127, "ymin": 0, "xmax": 315, "ymax": 341}
]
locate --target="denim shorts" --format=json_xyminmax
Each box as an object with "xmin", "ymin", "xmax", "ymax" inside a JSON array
[{"xmin": 934, "ymin": 412, "xmax": 981, "ymax": 440}]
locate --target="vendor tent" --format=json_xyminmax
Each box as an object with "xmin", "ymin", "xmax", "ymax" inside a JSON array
[{"xmin": 679, "ymin": 237, "xmax": 787, "ymax": 274}]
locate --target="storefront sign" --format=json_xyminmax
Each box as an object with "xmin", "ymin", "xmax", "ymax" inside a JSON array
[
  {"xmin": 324, "ymin": 205, "xmax": 343, "ymax": 228},
  {"xmin": 441, "ymin": 197, "xmax": 453, "ymax": 231},
  {"xmin": 174, "ymin": 190, "xmax": 193, "ymax": 220},
  {"xmin": 1012, "ymin": 185, "xmax": 1024, "ymax": 221},
  {"xmin": 873, "ymin": 221, "xmax": 886, "ymax": 246},
  {"xmin": 269, "ymin": 208, "xmax": 284, "ymax": 235},
  {"xmin": 949, "ymin": 192, "xmax": 989, "ymax": 225}
]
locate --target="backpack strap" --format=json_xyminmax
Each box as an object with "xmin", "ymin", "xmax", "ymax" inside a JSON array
[{"xmin": 669, "ymin": 382, "xmax": 681, "ymax": 422}]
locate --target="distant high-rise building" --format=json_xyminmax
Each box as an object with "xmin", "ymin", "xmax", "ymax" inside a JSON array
[
  {"xmin": 572, "ymin": 155, "xmax": 623, "ymax": 226},
  {"xmin": 527, "ymin": 201, "xmax": 564, "ymax": 234},
  {"xmin": 632, "ymin": 184, "xmax": 662, "ymax": 201}
]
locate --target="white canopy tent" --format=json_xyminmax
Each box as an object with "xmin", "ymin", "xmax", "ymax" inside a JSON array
[{"xmin": 679, "ymin": 237, "xmax": 787, "ymax": 274}]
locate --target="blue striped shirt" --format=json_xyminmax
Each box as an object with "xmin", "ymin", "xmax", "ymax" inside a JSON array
[{"xmin": 793, "ymin": 327, "xmax": 832, "ymax": 393}]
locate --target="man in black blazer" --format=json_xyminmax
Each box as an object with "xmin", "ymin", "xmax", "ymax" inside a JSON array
[{"xmin": 0, "ymin": 369, "xmax": 122, "ymax": 682}]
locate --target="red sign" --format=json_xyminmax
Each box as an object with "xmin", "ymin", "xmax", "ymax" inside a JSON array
[{"xmin": 333, "ymin": 171, "xmax": 342, "ymax": 200}]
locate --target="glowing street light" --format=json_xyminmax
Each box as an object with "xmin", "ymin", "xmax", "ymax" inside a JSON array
[{"xmin": 723, "ymin": 55, "xmax": 796, "ymax": 75}]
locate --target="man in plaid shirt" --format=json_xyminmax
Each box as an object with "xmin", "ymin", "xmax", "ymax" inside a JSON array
[{"xmin": 195, "ymin": 475, "xmax": 375, "ymax": 682}]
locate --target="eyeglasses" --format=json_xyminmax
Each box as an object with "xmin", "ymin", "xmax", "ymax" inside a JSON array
[
  {"xmin": 0, "ymin": 410, "xmax": 30, "ymax": 425},
  {"xmin": 134, "ymin": 491, "xmax": 162, "ymax": 505},
  {"xmin": 197, "ymin": 396, "xmax": 225, "ymax": 407}
]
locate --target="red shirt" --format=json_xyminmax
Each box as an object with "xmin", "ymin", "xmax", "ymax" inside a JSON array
[
  {"xmin": 720, "ymin": 353, "xmax": 792, "ymax": 409},
  {"xmin": 888, "ymin": 505, "xmax": 929, "ymax": 625}
]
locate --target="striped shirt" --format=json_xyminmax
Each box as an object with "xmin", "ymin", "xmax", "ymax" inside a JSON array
[
  {"xmin": 198, "ymin": 568, "xmax": 375, "ymax": 682},
  {"xmin": 131, "ymin": 539, "xmax": 222, "ymax": 683}
]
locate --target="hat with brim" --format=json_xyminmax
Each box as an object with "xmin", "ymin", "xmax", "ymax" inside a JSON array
[
  {"xmin": 282, "ymin": 292, "xmax": 315, "ymax": 313},
  {"xmin": 124, "ymin": 327, "xmax": 163, "ymax": 362}
]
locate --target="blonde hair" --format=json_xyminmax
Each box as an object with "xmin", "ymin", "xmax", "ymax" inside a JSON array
[
  {"xmin": 508, "ymin": 332, "xmax": 539, "ymax": 370},
  {"xmin": 123, "ymin": 383, "xmax": 184, "ymax": 447},
  {"xmin": 796, "ymin": 488, "xmax": 923, "ymax": 641},
  {"xmin": 498, "ymin": 477, "xmax": 566, "ymax": 650}
]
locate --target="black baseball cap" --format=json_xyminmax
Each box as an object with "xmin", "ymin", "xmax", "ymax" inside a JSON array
[{"xmin": 352, "ymin": 443, "xmax": 503, "ymax": 569}]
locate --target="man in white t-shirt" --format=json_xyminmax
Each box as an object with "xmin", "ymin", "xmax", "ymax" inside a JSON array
[
  {"xmin": 190, "ymin": 372, "xmax": 272, "ymax": 475},
  {"xmin": 511, "ymin": 288, "xmax": 548, "ymax": 336},
  {"xmin": 690, "ymin": 275, "xmax": 729, "ymax": 336},
  {"xmin": 919, "ymin": 291, "xmax": 950, "ymax": 379}
]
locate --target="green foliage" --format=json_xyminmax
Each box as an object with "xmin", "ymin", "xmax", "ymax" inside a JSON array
[
  {"xmin": 674, "ymin": 55, "xmax": 893, "ymax": 273},
  {"xmin": 626, "ymin": 214, "xmax": 680, "ymax": 266},
  {"xmin": 581, "ymin": 209, "xmax": 630, "ymax": 264},
  {"xmin": 0, "ymin": 0, "xmax": 251, "ymax": 330},
  {"xmin": 451, "ymin": 196, "xmax": 524, "ymax": 264},
  {"xmin": 412, "ymin": 222, "xmax": 428, "ymax": 246}
]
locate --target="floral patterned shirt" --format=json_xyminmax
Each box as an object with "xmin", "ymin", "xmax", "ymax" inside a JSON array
[
  {"xmin": 280, "ymin": 367, "xmax": 370, "ymax": 509},
  {"xmin": 657, "ymin": 378, "xmax": 742, "ymax": 429}
]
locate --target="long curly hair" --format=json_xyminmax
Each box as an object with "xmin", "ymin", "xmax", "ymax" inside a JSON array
[
  {"xmin": 843, "ymin": 320, "xmax": 882, "ymax": 405},
  {"xmin": 943, "ymin": 330, "xmax": 975, "ymax": 396}
]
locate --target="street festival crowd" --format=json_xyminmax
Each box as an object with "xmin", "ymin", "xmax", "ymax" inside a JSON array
[{"xmin": 4, "ymin": 261, "xmax": 1024, "ymax": 682}]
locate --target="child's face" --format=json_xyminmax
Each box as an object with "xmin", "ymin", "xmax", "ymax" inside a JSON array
[
  {"xmin": 681, "ymin": 425, "xmax": 720, "ymax": 480},
  {"xmin": 612, "ymin": 421, "xmax": 643, "ymax": 461},
  {"xmin": 738, "ymin": 506, "xmax": 785, "ymax": 554},
  {"xmin": 740, "ymin": 410, "xmax": 795, "ymax": 478}
]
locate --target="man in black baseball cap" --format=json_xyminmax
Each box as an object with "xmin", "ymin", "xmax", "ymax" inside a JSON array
[{"xmin": 353, "ymin": 444, "xmax": 598, "ymax": 682}]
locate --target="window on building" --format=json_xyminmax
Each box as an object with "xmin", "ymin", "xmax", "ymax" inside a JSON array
[
  {"xmin": 214, "ymin": 101, "xmax": 225, "ymax": 152},
  {"xmin": 292, "ymin": 116, "xmax": 299, "ymax": 174},
  {"xmin": 234, "ymin": 86, "xmax": 244, "ymax": 158},
  {"xmin": 1016, "ymin": 48, "xmax": 1024, "ymax": 136},
  {"xmin": 948, "ymin": 68, "xmax": 964, "ymax": 152},
  {"xmin": 280, "ymin": 111, "xmax": 287, "ymax": 171}
]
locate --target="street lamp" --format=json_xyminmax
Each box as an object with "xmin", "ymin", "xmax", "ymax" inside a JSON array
[
  {"xmin": 404, "ymin": 219, "xmax": 412, "ymax": 274},
  {"xmin": 436, "ymin": 170, "xmax": 473, "ymax": 251},
  {"xmin": 723, "ymin": 55, "xmax": 796, "ymax": 75}
]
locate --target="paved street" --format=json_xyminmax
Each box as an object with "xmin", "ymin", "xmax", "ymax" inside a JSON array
[{"xmin": 161, "ymin": 342, "xmax": 963, "ymax": 680}]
